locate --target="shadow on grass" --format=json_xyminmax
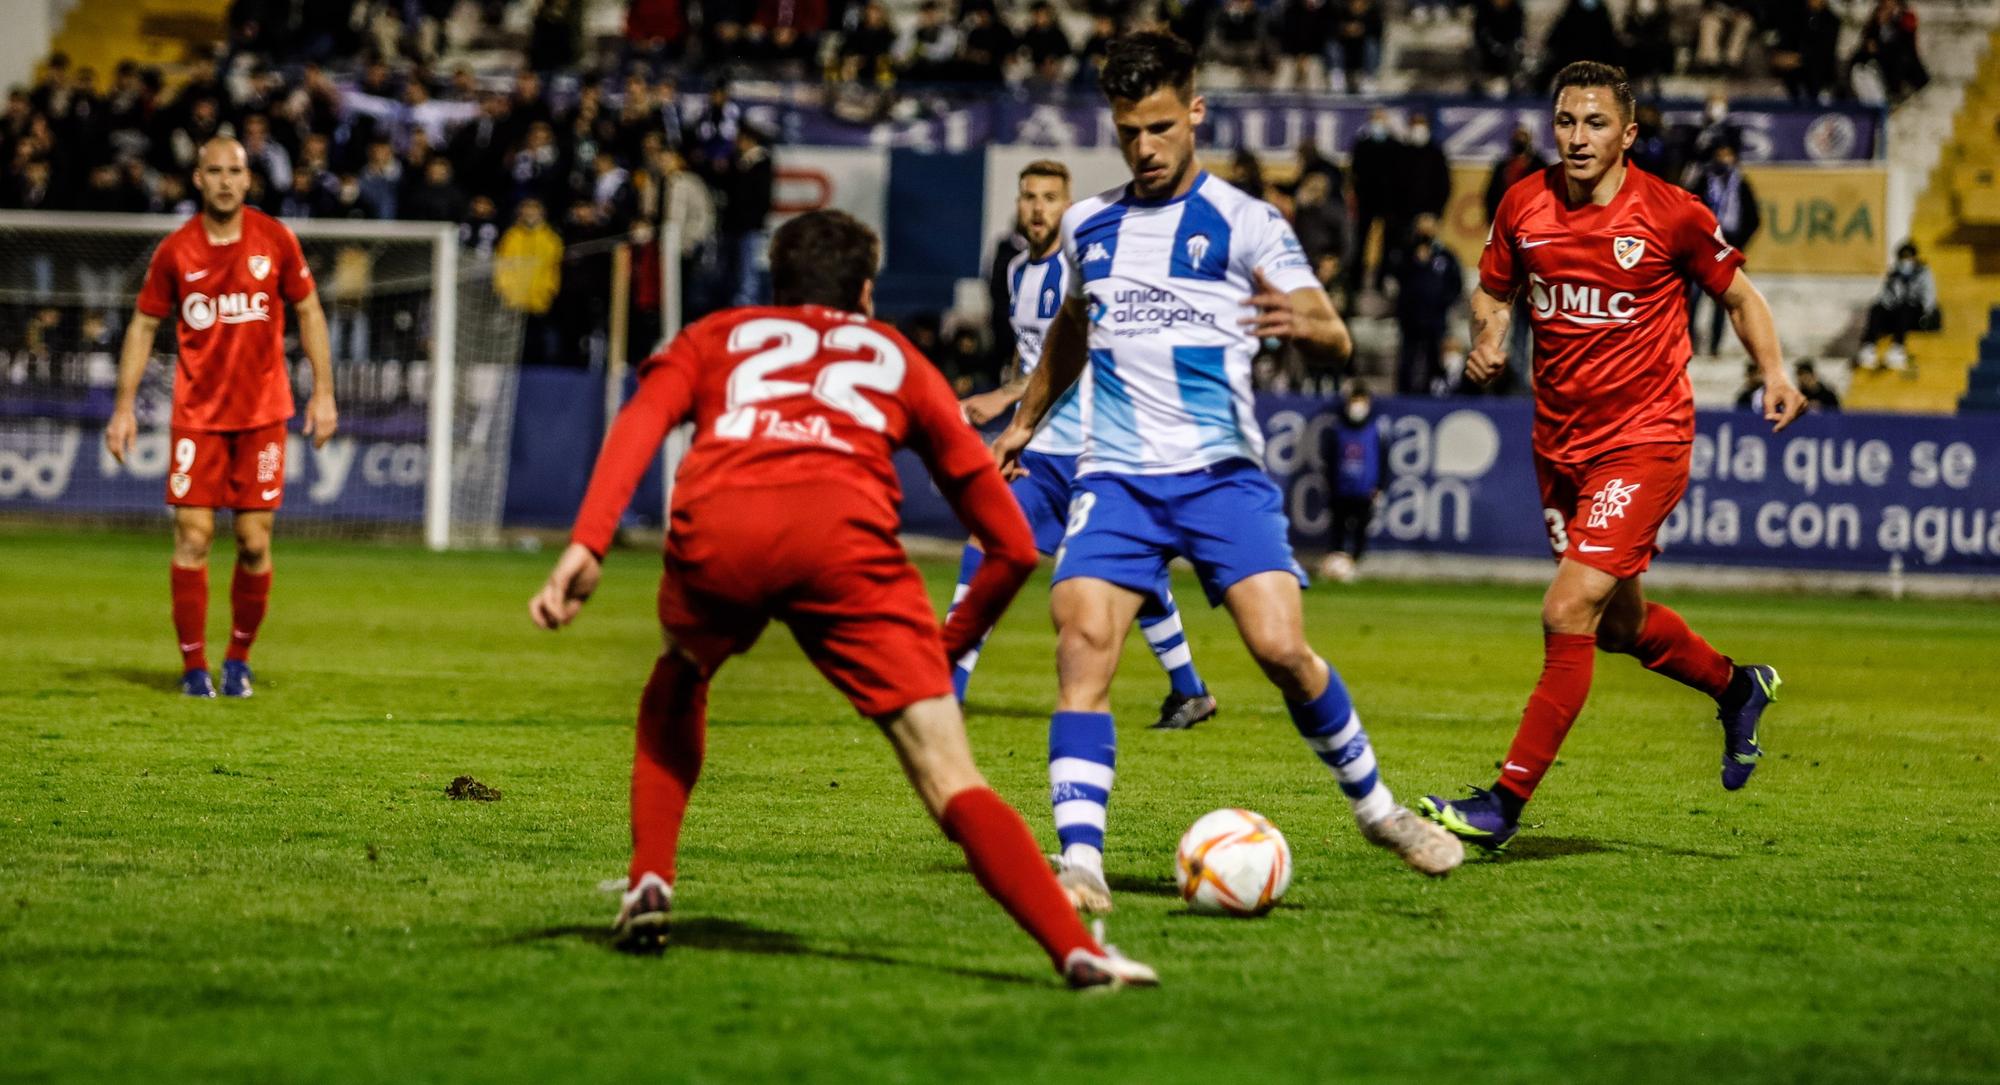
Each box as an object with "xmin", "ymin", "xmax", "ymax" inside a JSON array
[
  {"xmin": 961, "ymin": 703, "xmax": 1055, "ymax": 721},
  {"xmin": 1104, "ymin": 873, "xmax": 1182, "ymax": 898},
  {"xmin": 62, "ymin": 667, "xmax": 175, "ymax": 693},
  {"xmin": 509, "ymin": 916, "xmax": 1044, "ymax": 987},
  {"xmin": 1497, "ymin": 835, "xmax": 1738, "ymax": 863}
]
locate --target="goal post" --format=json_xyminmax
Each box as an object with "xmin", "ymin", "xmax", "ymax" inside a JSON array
[{"xmin": 0, "ymin": 210, "xmax": 516, "ymax": 550}]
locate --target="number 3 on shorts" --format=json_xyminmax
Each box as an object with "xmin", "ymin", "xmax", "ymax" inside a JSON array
[
  {"xmin": 1542, "ymin": 507, "xmax": 1570, "ymax": 555},
  {"xmin": 1053, "ymin": 491, "xmax": 1097, "ymax": 571}
]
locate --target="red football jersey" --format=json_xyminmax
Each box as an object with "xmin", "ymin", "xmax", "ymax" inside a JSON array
[
  {"xmin": 571, "ymin": 304, "xmax": 1035, "ymax": 664},
  {"xmin": 136, "ymin": 208, "xmax": 315, "ymax": 432},
  {"xmin": 1480, "ymin": 164, "xmax": 1744, "ymax": 464}
]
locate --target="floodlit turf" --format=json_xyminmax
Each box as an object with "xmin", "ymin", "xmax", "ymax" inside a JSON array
[{"xmin": 2, "ymin": 526, "xmax": 1996, "ymax": 1084}]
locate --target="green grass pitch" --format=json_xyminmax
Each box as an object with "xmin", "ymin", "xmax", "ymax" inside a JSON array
[{"xmin": 2, "ymin": 526, "xmax": 1996, "ymax": 1083}]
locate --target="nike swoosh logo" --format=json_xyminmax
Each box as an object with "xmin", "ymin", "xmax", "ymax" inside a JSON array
[
  {"xmin": 184, "ymin": 268, "xmax": 209, "ymax": 281},
  {"xmin": 1503, "ymin": 761, "xmax": 1530, "ymax": 773},
  {"xmin": 260, "ymin": 487, "xmax": 282, "ymax": 500},
  {"xmin": 1519, "ymin": 239, "xmax": 1555, "ymax": 249},
  {"xmin": 1577, "ymin": 542, "xmax": 1614, "ymax": 552},
  {"xmin": 179, "ymin": 642, "xmax": 202, "ymax": 653}
]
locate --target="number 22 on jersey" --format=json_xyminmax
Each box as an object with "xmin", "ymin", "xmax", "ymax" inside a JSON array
[{"xmin": 713, "ymin": 317, "xmax": 908, "ymax": 446}]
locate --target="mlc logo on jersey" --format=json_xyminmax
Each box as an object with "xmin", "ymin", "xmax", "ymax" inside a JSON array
[
  {"xmin": 1527, "ymin": 273, "xmax": 1638, "ymax": 327},
  {"xmin": 248, "ymin": 254, "xmax": 271, "ymax": 280},
  {"xmin": 182, "ymin": 291, "xmax": 273, "ymax": 331},
  {"xmin": 1614, "ymin": 236, "xmax": 1645, "ymax": 270}
]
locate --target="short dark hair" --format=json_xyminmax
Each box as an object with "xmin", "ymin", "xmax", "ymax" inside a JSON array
[
  {"xmin": 769, "ymin": 210, "xmax": 880, "ymax": 311},
  {"xmin": 1019, "ymin": 159, "xmax": 1070, "ymax": 185},
  {"xmin": 1099, "ymin": 31, "xmax": 1197, "ymax": 103},
  {"xmin": 1550, "ymin": 60, "xmax": 1634, "ymax": 122}
]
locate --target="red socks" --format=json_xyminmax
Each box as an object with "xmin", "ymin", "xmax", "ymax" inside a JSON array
[
  {"xmin": 942, "ymin": 786, "xmax": 1102, "ymax": 971},
  {"xmin": 1624, "ymin": 602, "xmax": 1733, "ymax": 700},
  {"xmin": 226, "ymin": 567, "xmax": 272, "ymax": 664},
  {"xmin": 170, "ymin": 564, "xmax": 208, "ymax": 673},
  {"xmin": 629, "ymin": 654, "xmax": 709, "ymax": 886},
  {"xmin": 1496, "ymin": 632, "xmax": 1597, "ymax": 805}
]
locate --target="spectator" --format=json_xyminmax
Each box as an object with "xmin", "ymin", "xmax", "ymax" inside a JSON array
[
  {"xmin": 1386, "ymin": 215, "xmax": 1462, "ymax": 395},
  {"xmin": 588, "ymin": 148, "xmax": 635, "ymax": 229},
  {"xmin": 461, "ymin": 193, "xmax": 503, "ymax": 260},
  {"xmin": 1207, "ymin": 0, "xmax": 1270, "ymax": 87},
  {"xmin": 448, "ymin": 93, "xmax": 514, "ymax": 200},
  {"xmin": 689, "ymin": 83, "xmax": 741, "ymax": 177},
  {"xmin": 1690, "ymin": 143, "xmax": 1759, "ymax": 355},
  {"xmin": 358, "ymin": 137, "xmax": 401, "ymax": 219},
  {"xmin": 1538, "ymin": 0, "xmax": 1621, "ymax": 91},
  {"xmin": 1278, "ymin": 0, "xmax": 1334, "ymax": 91},
  {"xmin": 957, "ymin": 6, "xmax": 1017, "ymax": 86},
  {"xmin": 839, "ymin": 2, "xmax": 899, "ymax": 84},
  {"xmin": 508, "ymin": 70, "xmax": 555, "ymax": 133},
  {"xmin": 1022, "ymin": 2, "xmax": 1074, "ymax": 85},
  {"xmin": 1395, "ymin": 110, "xmax": 1450, "ymax": 263},
  {"xmin": 1694, "ymin": 0, "xmax": 1756, "ymax": 73},
  {"xmin": 1771, "ymin": 0, "xmax": 1845, "ymax": 104},
  {"xmin": 558, "ymin": 199, "xmax": 619, "ymax": 366},
  {"xmin": 494, "ymin": 197, "xmax": 564, "ymax": 363},
  {"xmin": 626, "ymin": 0, "xmax": 689, "ymax": 65},
  {"xmin": 1852, "ymin": 0, "xmax": 1928, "ymax": 104},
  {"xmin": 1316, "ymin": 382, "xmax": 1386, "ymax": 584},
  {"xmin": 717, "ymin": 126, "xmax": 773, "ymax": 307},
  {"xmin": 941, "ymin": 326, "xmax": 996, "ymax": 390},
  {"xmin": 1292, "ymin": 170, "xmax": 1348, "ymax": 300},
  {"xmin": 241, "ymin": 113, "xmax": 294, "ymax": 191},
  {"xmin": 1687, "ymin": 92, "xmax": 1741, "ymax": 177},
  {"xmin": 749, "ymin": 0, "xmax": 827, "ymax": 78},
  {"xmin": 1470, "ymin": 0, "xmax": 1525, "ymax": 97},
  {"xmin": 650, "ymin": 146, "xmax": 718, "ymax": 313},
  {"xmin": 403, "ymin": 155, "xmax": 468, "ymax": 221},
  {"xmin": 278, "ymin": 168, "xmax": 329, "ymax": 218},
  {"xmin": 1345, "ymin": 106, "xmax": 1398, "ymax": 299},
  {"xmin": 1485, "ymin": 123, "xmax": 1546, "ymax": 222},
  {"xmin": 1231, "ymin": 147, "xmax": 1266, "ymax": 199},
  {"xmin": 528, "ymin": 0, "xmax": 578, "ymax": 75},
  {"xmin": 899, "ymin": 0, "xmax": 963, "ymax": 84},
  {"xmin": 1856, "ymin": 240, "xmax": 1936, "ymax": 372},
  {"xmin": 1622, "ymin": 0, "xmax": 1675, "ymax": 95},
  {"xmin": 1628, "ymin": 101, "xmax": 1686, "ymax": 183},
  {"xmin": 1794, "ymin": 361, "xmax": 1841, "ymax": 412},
  {"xmin": 1074, "ymin": 14, "xmax": 1119, "ymax": 88},
  {"xmin": 508, "ymin": 120, "xmax": 564, "ymax": 209},
  {"xmin": 1731, "ymin": 359, "xmax": 1765, "ymax": 409},
  {"xmin": 1328, "ymin": 0, "xmax": 1384, "ymax": 94},
  {"xmin": 326, "ymin": 172, "xmax": 379, "ymax": 219}
]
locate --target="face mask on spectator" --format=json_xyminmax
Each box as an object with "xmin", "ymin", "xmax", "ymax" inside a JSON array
[
  {"xmin": 1368, "ymin": 121, "xmax": 1388, "ymax": 140},
  {"xmin": 1706, "ymin": 102, "xmax": 1728, "ymax": 124},
  {"xmin": 1896, "ymin": 258, "xmax": 1915, "ymax": 273},
  {"xmin": 1578, "ymin": 0, "xmax": 1599, "ymax": 9},
  {"xmin": 1408, "ymin": 124, "xmax": 1431, "ymax": 145},
  {"xmin": 1345, "ymin": 401, "xmax": 1369, "ymax": 424}
]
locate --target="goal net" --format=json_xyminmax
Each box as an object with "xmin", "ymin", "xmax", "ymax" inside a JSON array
[{"xmin": 0, "ymin": 212, "xmax": 520, "ymax": 548}]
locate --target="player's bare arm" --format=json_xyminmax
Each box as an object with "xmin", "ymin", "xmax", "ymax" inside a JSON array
[
  {"xmin": 530, "ymin": 541, "xmax": 602, "ymax": 630},
  {"xmin": 962, "ymin": 370, "xmax": 1030, "ymax": 426},
  {"xmin": 1718, "ymin": 270, "xmax": 1805, "ymax": 432},
  {"xmin": 1466, "ymin": 285, "xmax": 1515, "ymax": 387},
  {"xmin": 105, "ymin": 309, "xmax": 161, "ymax": 463},
  {"xmin": 1240, "ymin": 271, "xmax": 1352, "ymax": 364},
  {"xmin": 991, "ymin": 295, "xmax": 1088, "ymax": 480},
  {"xmin": 292, "ymin": 287, "xmax": 339, "ymax": 448}
]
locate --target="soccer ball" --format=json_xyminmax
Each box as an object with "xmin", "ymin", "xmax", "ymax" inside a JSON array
[{"xmin": 1174, "ymin": 808, "xmax": 1292, "ymax": 917}]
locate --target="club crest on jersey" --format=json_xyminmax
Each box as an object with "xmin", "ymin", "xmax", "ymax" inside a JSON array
[
  {"xmin": 170, "ymin": 472, "xmax": 191, "ymax": 498},
  {"xmin": 1185, "ymin": 233, "xmax": 1211, "ymax": 267},
  {"xmin": 1613, "ymin": 236, "xmax": 1645, "ymax": 270},
  {"xmin": 248, "ymin": 254, "xmax": 272, "ymax": 280}
]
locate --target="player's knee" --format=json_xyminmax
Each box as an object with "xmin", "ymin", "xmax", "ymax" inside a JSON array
[
  {"xmin": 1056, "ymin": 613, "xmax": 1121, "ymax": 661},
  {"xmin": 234, "ymin": 536, "xmax": 269, "ymax": 567},
  {"xmin": 173, "ymin": 523, "xmax": 213, "ymax": 561},
  {"xmin": 1541, "ymin": 592, "xmax": 1600, "ymax": 635},
  {"xmin": 1249, "ymin": 638, "xmax": 1318, "ymax": 698}
]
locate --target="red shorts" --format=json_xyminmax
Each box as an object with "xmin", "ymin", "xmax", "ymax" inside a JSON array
[
  {"xmin": 167, "ymin": 421, "xmax": 289, "ymax": 510},
  {"xmin": 1535, "ymin": 441, "xmax": 1690, "ymax": 580},
  {"xmin": 656, "ymin": 485, "xmax": 952, "ymax": 718}
]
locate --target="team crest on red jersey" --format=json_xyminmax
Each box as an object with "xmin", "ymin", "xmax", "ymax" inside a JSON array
[
  {"xmin": 248, "ymin": 254, "xmax": 271, "ymax": 281},
  {"xmin": 1613, "ymin": 237, "xmax": 1645, "ymax": 270}
]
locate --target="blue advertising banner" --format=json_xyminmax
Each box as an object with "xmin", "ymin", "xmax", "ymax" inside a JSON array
[
  {"xmin": 778, "ymin": 95, "xmax": 1881, "ymax": 163},
  {"xmin": 902, "ymin": 396, "xmax": 2000, "ymax": 576}
]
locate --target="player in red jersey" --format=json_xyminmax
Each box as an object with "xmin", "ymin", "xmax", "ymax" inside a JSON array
[
  {"xmin": 1419, "ymin": 62, "xmax": 1806, "ymax": 851},
  {"xmin": 104, "ymin": 138, "xmax": 337, "ymax": 699},
  {"xmin": 527, "ymin": 210, "xmax": 1157, "ymax": 988}
]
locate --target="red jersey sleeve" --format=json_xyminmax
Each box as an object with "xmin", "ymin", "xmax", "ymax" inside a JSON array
[
  {"xmin": 897, "ymin": 335, "xmax": 1037, "ymax": 663},
  {"xmin": 136, "ymin": 238, "xmax": 177, "ymax": 318},
  {"xmin": 277, "ymin": 222, "xmax": 315, "ymax": 303},
  {"xmin": 569, "ymin": 328, "xmax": 702, "ymax": 558},
  {"xmin": 1669, "ymin": 191, "xmax": 1746, "ymax": 298},
  {"xmin": 1477, "ymin": 186, "xmax": 1522, "ymax": 298}
]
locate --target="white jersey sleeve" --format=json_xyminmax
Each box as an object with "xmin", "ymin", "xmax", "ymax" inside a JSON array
[
  {"xmin": 1238, "ymin": 203, "xmax": 1322, "ymax": 296},
  {"xmin": 1009, "ymin": 244, "xmax": 1086, "ymax": 456}
]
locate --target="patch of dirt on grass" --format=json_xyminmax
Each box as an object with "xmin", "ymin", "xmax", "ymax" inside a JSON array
[{"xmin": 444, "ymin": 775, "xmax": 501, "ymax": 801}]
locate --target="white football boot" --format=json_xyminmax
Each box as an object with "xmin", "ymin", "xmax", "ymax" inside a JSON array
[
  {"xmin": 613, "ymin": 871, "xmax": 673, "ymax": 952},
  {"xmin": 1360, "ymin": 806, "xmax": 1465, "ymax": 877},
  {"xmin": 1052, "ymin": 855, "xmax": 1115, "ymax": 914},
  {"xmin": 1063, "ymin": 922, "xmax": 1159, "ymax": 990}
]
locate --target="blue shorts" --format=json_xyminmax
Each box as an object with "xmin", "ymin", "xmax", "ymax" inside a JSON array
[
  {"xmin": 1053, "ymin": 459, "xmax": 1308, "ymax": 607},
  {"xmin": 1011, "ymin": 450, "xmax": 1080, "ymax": 557}
]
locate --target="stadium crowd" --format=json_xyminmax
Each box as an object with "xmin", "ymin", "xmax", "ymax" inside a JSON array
[{"xmin": 2, "ymin": 0, "xmax": 1926, "ymax": 389}]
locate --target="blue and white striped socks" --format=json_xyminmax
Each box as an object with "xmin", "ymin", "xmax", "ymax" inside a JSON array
[
  {"xmin": 1137, "ymin": 592, "xmax": 1207, "ymax": 698},
  {"xmin": 1048, "ymin": 710, "xmax": 1116, "ymax": 875},
  {"xmin": 1286, "ymin": 658, "xmax": 1397, "ymax": 825},
  {"xmin": 947, "ymin": 545, "xmax": 987, "ymax": 702}
]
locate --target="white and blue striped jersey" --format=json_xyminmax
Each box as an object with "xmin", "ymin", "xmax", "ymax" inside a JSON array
[
  {"xmin": 1007, "ymin": 247, "xmax": 1086, "ymax": 456},
  {"xmin": 1059, "ymin": 171, "xmax": 1320, "ymax": 476}
]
